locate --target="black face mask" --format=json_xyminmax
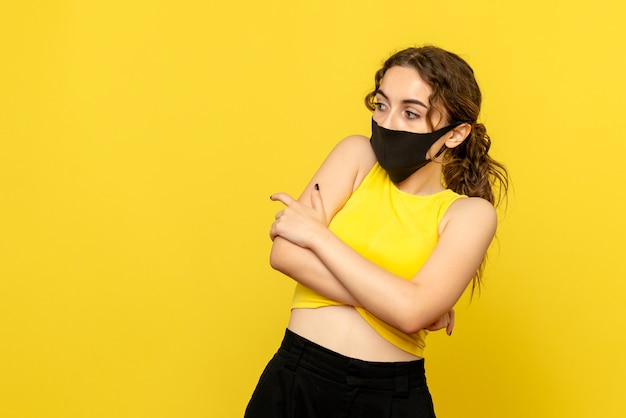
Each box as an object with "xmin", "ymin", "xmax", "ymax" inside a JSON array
[{"xmin": 369, "ymin": 118, "xmax": 461, "ymax": 183}]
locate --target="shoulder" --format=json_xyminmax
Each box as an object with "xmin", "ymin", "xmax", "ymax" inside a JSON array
[
  {"xmin": 325, "ymin": 134, "xmax": 377, "ymax": 187},
  {"xmin": 332, "ymin": 134, "xmax": 375, "ymax": 160},
  {"xmin": 300, "ymin": 134, "xmax": 376, "ymax": 219},
  {"xmin": 440, "ymin": 197, "xmax": 497, "ymax": 239}
]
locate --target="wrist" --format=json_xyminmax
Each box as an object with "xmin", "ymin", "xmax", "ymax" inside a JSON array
[{"xmin": 309, "ymin": 225, "xmax": 334, "ymax": 253}]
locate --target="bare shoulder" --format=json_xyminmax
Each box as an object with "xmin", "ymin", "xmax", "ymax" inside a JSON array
[
  {"xmin": 321, "ymin": 134, "xmax": 376, "ymax": 188},
  {"xmin": 332, "ymin": 134, "xmax": 376, "ymax": 163},
  {"xmin": 300, "ymin": 134, "xmax": 376, "ymax": 218},
  {"xmin": 440, "ymin": 197, "xmax": 497, "ymax": 238}
]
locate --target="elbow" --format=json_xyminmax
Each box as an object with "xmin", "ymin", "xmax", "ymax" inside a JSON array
[
  {"xmin": 269, "ymin": 249, "xmax": 283, "ymax": 272},
  {"xmin": 269, "ymin": 238, "xmax": 289, "ymax": 273},
  {"xmin": 390, "ymin": 304, "xmax": 430, "ymax": 335},
  {"xmin": 397, "ymin": 318, "xmax": 428, "ymax": 335}
]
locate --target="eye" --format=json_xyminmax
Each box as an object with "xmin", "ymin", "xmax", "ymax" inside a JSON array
[
  {"xmin": 374, "ymin": 102, "xmax": 387, "ymax": 111},
  {"xmin": 405, "ymin": 110, "xmax": 420, "ymax": 120}
]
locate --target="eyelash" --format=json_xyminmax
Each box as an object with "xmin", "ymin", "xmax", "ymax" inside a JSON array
[{"xmin": 374, "ymin": 102, "xmax": 420, "ymax": 120}]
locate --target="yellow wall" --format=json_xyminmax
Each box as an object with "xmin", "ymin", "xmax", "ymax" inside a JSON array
[{"xmin": 1, "ymin": 1, "xmax": 625, "ymax": 417}]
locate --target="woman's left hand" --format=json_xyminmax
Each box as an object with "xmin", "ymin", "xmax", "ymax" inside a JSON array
[
  {"xmin": 270, "ymin": 185, "xmax": 327, "ymax": 248},
  {"xmin": 425, "ymin": 308, "xmax": 455, "ymax": 336}
]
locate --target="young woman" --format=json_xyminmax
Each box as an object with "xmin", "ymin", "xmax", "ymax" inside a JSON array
[{"xmin": 245, "ymin": 45, "xmax": 508, "ymax": 418}]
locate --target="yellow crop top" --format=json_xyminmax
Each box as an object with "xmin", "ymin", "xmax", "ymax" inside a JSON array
[{"xmin": 291, "ymin": 162, "xmax": 466, "ymax": 357}]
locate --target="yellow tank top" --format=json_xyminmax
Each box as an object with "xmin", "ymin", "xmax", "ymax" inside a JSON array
[{"xmin": 291, "ymin": 163, "xmax": 466, "ymax": 357}]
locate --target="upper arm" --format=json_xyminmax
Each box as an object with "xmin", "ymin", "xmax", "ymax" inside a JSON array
[
  {"xmin": 297, "ymin": 135, "xmax": 376, "ymax": 222},
  {"xmin": 410, "ymin": 198, "xmax": 497, "ymax": 321}
]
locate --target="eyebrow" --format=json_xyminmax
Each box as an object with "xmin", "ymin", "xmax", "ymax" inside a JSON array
[{"xmin": 376, "ymin": 89, "xmax": 429, "ymax": 109}]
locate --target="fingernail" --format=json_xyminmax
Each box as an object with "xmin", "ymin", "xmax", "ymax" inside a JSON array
[
  {"xmin": 314, "ymin": 183, "xmax": 319, "ymax": 190},
  {"xmin": 448, "ymin": 331, "xmax": 452, "ymax": 336}
]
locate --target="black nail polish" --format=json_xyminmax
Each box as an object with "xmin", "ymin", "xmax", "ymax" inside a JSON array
[{"xmin": 314, "ymin": 183, "xmax": 319, "ymax": 190}]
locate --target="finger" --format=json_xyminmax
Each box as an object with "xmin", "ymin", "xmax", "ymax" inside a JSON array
[
  {"xmin": 447, "ymin": 309, "xmax": 456, "ymax": 336},
  {"xmin": 274, "ymin": 209, "xmax": 284, "ymax": 220},
  {"xmin": 270, "ymin": 192, "xmax": 297, "ymax": 207},
  {"xmin": 425, "ymin": 314, "xmax": 446, "ymax": 331},
  {"xmin": 426, "ymin": 320, "xmax": 441, "ymax": 332},
  {"xmin": 269, "ymin": 221, "xmax": 279, "ymax": 241},
  {"xmin": 310, "ymin": 183, "xmax": 325, "ymax": 212}
]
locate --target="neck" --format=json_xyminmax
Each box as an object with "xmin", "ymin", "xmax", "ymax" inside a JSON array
[{"xmin": 394, "ymin": 162, "xmax": 445, "ymax": 196}]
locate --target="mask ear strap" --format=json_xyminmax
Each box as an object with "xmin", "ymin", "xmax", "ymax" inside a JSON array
[
  {"xmin": 431, "ymin": 121, "xmax": 463, "ymax": 159},
  {"xmin": 433, "ymin": 144, "xmax": 448, "ymax": 159}
]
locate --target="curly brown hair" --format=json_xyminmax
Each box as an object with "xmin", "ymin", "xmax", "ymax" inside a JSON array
[{"xmin": 365, "ymin": 46, "xmax": 509, "ymax": 292}]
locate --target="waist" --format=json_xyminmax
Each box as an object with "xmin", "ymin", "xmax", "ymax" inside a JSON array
[
  {"xmin": 278, "ymin": 328, "xmax": 427, "ymax": 390},
  {"xmin": 288, "ymin": 306, "xmax": 421, "ymax": 361}
]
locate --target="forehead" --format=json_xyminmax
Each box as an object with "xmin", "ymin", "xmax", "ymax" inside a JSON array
[{"xmin": 378, "ymin": 66, "xmax": 432, "ymax": 105}]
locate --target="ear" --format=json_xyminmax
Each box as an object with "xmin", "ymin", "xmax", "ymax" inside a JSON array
[{"xmin": 445, "ymin": 123, "xmax": 472, "ymax": 149}]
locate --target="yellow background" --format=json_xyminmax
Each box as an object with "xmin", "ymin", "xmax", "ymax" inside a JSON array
[{"xmin": 1, "ymin": 1, "xmax": 625, "ymax": 417}]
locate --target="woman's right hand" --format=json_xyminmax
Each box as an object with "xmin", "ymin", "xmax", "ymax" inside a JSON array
[{"xmin": 269, "ymin": 186, "xmax": 328, "ymax": 249}]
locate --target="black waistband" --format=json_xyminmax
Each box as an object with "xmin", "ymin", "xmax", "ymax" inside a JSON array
[{"xmin": 279, "ymin": 329, "xmax": 427, "ymax": 395}]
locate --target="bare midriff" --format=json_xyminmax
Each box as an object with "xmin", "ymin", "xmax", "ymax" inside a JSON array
[{"xmin": 288, "ymin": 306, "xmax": 421, "ymax": 362}]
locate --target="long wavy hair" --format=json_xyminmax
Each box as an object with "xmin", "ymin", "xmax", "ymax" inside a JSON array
[{"xmin": 365, "ymin": 46, "xmax": 509, "ymax": 292}]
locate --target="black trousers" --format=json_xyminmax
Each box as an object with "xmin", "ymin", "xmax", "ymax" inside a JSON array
[{"xmin": 244, "ymin": 329, "xmax": 436, "ymax": 418}]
